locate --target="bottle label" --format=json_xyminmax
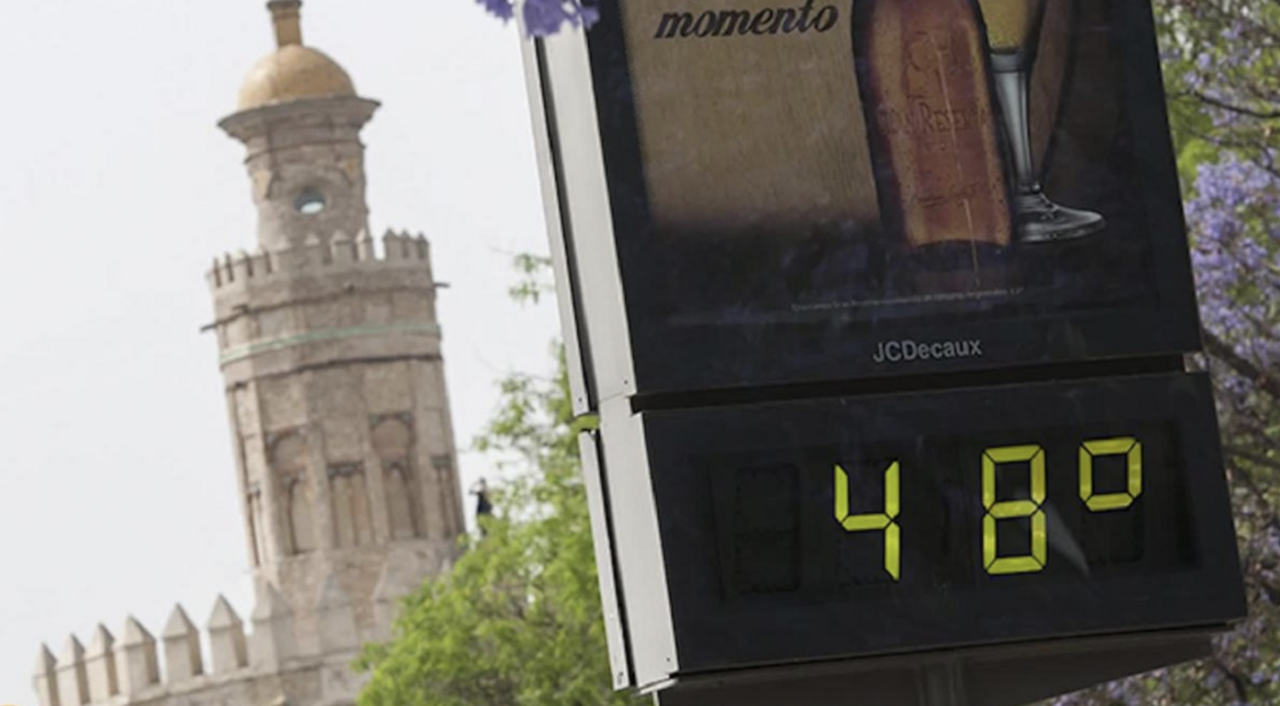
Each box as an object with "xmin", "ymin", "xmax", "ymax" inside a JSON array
[{"xmin": 866, "ymin": 20, "xmax": 1013, "ymax": 249}]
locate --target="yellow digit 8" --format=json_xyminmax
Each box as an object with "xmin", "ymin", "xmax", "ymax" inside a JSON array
[
  {"xmin": 982, "ymin": 444, "xmax": 1047, "ymax": 575},
  {"xmin": 1079, "ymin": 437, "xmax": 1142, "ymax": 511},
  {"xmin": 834, "ymin": 461, "xmax": 901, "ymax": 581}
]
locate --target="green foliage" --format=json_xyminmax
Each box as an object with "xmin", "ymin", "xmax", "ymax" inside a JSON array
[
  {"xmin": 508, "ymin": 253, "xmax": 556, "ymax": 305},
  {"xmin": 1158, "ymin": 39, "xmax": 1219, "ymax": 189},
  {"xmin": 1157, "ymin": 0, "xmax": 1280, "ymax": 183},
  {"xmin": 1176, "ymin": 135, "xmax": 1218, "ymax": 191},
  {"xmin": 355, "ymin": 340, "xmax": 637, "ymax": 706}
]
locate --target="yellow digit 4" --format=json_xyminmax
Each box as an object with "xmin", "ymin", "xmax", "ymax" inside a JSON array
[
  {"xmin": 982, "ymin": 444, "xmax": 1047, "ymax": 575},
  {"xmin": 1080, "ymin": 437, "xmax": 1142, "ymax": 511},
  {"xmin": 834, "ymin": 461, "xmax": 901, "ymax": 581}
]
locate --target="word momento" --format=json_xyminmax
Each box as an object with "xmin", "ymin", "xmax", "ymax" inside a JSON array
[
  {"xmin": 654, "ymin": 0, "xmax": 838, "ymax": 39},
  {"xmin": 872, "ymin": 338, "xmax": 983, "ymax": 364}
]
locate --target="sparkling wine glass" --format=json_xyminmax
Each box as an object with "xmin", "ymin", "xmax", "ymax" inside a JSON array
[{"xmin": 976, "ymin": 0, "xmax": 1105, "ymax": 243}]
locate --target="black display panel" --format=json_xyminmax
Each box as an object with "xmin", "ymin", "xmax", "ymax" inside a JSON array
[
  {"xmin": 570, "ymin": 0, "xmax": 1202, "ymax": 395},
  {"xmin": 641, "ymin": 373, "xmax": 1244, "ymax": 674}
]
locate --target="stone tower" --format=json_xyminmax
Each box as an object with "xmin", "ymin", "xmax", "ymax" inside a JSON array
[
  {"xmin": 32, "ymin": 5, "xmax": 464, "ymax": 705},
  {"xmin": 209, "ymin": 0, "xmax": 466, "ymax": 650}
]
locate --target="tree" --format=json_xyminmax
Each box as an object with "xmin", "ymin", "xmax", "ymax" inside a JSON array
[{"xmin": 355, "ymin": 257, "xmax": 643, "ymax": 706}]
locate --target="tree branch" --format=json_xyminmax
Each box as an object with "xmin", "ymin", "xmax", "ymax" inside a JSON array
[
  {"xmin": 1184, "ymin": 90, "xmax": 1280, "ymax": 119},
  {"xmin": 1226, "ymin": 444, "xmax": 1280, "ymax": 475},
  {"xmin": 1203, "ymin": 328, "xmax": 1280, "ymax": 400},
  {"xmin": 1212, "ymin": 657, "xmax": 1251, "ymax": 704}
]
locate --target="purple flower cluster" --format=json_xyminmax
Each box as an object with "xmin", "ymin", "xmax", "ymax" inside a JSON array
[
  {"xmin": 1187, "ymin": 151, "xmax": 1280, "ymax": 391},
  {"xmin": 475, "ymin": 0, "xmax": 599, "ymax": 36},
  {"xmin": 1174, "ymin": 13, "xmax": 1280, "ymax": 158}
]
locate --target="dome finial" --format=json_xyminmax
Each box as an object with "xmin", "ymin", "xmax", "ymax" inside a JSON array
[{"xmin": 268, "ymin": 0, "xmax": 303, "ymax": 48}]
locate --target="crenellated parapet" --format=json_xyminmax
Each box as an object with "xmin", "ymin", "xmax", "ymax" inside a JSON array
[
  {"xmin": 32, "ymin": 579, "xmax": 383, "ymax": 706},
  {"xmin": 207, "ymin": 229, "xmax": 433, "ymax": 293},
  {"xmin": 205, "ymin": 227, "xmax": 446, "ymax": 382}
]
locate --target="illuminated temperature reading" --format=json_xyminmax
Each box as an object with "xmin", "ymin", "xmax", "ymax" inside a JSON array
[
  {"xmin": 983, "ymin": 444, "xmax": 1048, "ymax": 575},
  {"xmin": 834, "ymin": 462, "xmax": 901, "ymax": 579},
  {"xmin": 834, "ymin": 436, "xmax": 1144, "ymax": 580},
  {"xmin": 1080, "ymin": 437, "xmax": 1143, "ymax": 511}
]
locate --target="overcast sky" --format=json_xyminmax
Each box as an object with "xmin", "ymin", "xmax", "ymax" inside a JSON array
[{"xmin": 0, "ymin": 0, "xmax": 562, "ymax": 699}]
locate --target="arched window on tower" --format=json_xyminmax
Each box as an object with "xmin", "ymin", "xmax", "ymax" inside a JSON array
[
  {"xmin": 371, "ymin": 415, "xmax": 422, "ymax": 540},
  {"xmin": 270, "ymin": 433, "xmax": 317, "ymax": 555},
  {"xmin": 384, "ymin": 461, "xmax": 416, "ymax": 539},
  {"xmin": 329, "ymin": 463, "xmax": 373, "ymax": 548}
]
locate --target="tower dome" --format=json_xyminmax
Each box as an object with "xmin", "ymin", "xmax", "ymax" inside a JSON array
[{"xmin": 237, "ymin": 0, "xmax": 356, "ymax": 111}]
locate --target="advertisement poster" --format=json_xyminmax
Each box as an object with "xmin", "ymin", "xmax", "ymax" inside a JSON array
[{"xmin": 579, "ymin": 0, "xmax": 1200, "ymax": 391}]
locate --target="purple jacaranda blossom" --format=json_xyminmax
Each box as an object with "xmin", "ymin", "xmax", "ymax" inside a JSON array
[
  {"xmin": 522, "ymin": 0, "xmax": 598, "ymax": 36},
  {"xmin": 477, "ymin": 0, "xmax": 515, "ymax": 22},
  {"xmin": 577, "ymin": 3, "xmax": 600, "ymax": 28},
  {"xmin": 1187, "ymin": 151, "xmax": 1280, "ymax": 379}
]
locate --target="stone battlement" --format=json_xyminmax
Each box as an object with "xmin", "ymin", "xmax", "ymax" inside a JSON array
[
  {"xmin": 207, "ymin": 229, "xmax": 432, "ymax": 293},
  {"xmin": 32, "ymin": 576, "xmax": 397, "ymax": 706}
]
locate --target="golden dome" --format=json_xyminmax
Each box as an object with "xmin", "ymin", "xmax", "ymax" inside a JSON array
[
  {"xmin": 236, "ymin": 0, "xmax": 357, "ymax": 111},
  {"xmin": 237, "ymin": 45, "xmax": 356, "ymax": 111}
]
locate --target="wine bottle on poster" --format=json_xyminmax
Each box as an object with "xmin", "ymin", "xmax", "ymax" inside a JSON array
[{"xmin": 852, "ymin": 0, "xmax": 1019, "ymax": 297}]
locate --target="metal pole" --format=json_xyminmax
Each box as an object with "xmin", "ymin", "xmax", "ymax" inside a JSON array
[{"xmin": 919, "ymin": 662, "xmax": 969, "ymax": 706}]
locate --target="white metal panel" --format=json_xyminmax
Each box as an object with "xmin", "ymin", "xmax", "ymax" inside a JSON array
[
  {"xmin": 517, "ymin": 35, "xmax": 593, "ymax": 415},
  {"xmin": 577, "ymin": 430, "xmax": 634, "ymax": 689},
  {"xmin": 530, "ymin": 28, "xmax": 639, "ymax": 406},
  {"xmin": 598, "ymin": 396, "xmax": 678, "ymax": 688}
]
